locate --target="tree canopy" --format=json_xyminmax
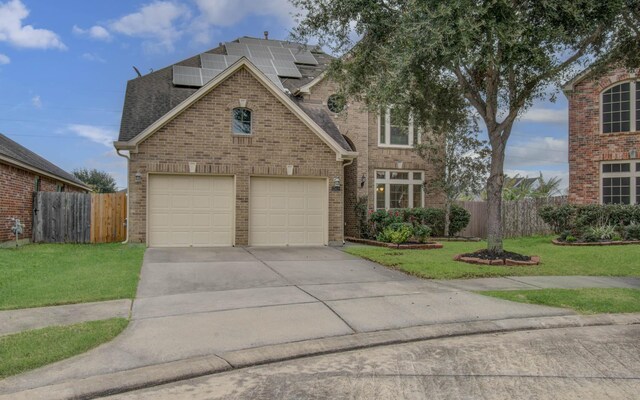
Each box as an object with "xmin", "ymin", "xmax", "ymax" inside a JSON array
[{"xmin": 73, "ymin": 168, "xmax": 118, "ymax": 193}]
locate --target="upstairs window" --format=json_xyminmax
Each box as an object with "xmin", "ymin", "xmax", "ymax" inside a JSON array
[
  {"xmin": 378, "ymin": 108, "xmax": 421, "ymax": 147},
  {"xmin": 602, "ymin": 82, "xmax": 638, "ymax": 134},
  {"xmin": 232, "ymin": 108, "xmax": 252, "ymax": 135}
]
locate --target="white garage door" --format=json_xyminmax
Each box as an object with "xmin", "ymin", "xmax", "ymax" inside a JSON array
[
  {"xmin": 148, "ymin": 175, "xmax": 234, "ymax": 247},
  {"xmin": 250, "ymin": 177, "xmax": 327, "ymax": 246}
]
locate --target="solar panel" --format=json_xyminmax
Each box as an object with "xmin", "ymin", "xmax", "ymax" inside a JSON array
[
  {"xmin": 225, "ymin": 42, "xmax": 251, "ymax": 57},
  {"xmin": 201, "ymin": 68, "xmax": 223, "ymax": 83},
  {"xmin": 290, "ymin": 49, "xmax": 318, "ymax": 65},
  {"xmin": 271, "ymin": 59, "xmax": 302, "ymax": 78},
  {"xmin": 173, "ymin": 66, "xmax": 202, "ymax": 87},
  {"xmin": 265, "ymin": 74, "xmax": 286, "ymax": 91},
  {"xmin": 267, "ymin": 46, "xmax": 296, "ymax": 62},
  {"xmin": 246, "ymin": 45, "xmax": 272, "ymax": 59},
  {"xmin": 201, "ymin": 54, "xmax": 242, "ymax": 70}
]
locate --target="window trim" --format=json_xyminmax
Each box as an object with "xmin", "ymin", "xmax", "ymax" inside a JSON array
[
  {"xmin": 600, "ymin": 161, "xmax": 639, "ymax": 205},
  {"xmin": 232, "ymin": 107, "xmax": 252, "ymax": 135},
  {"xmin": 375, "ymin": 169, "xmax": 425, "ymax": 209},
  {"xmin": 378, "ymin": 108, "xmax": 421, "ymax": 148},
  {"xmin": 600, "ymin": 80, "xmax": 638, "ymax": 134}
]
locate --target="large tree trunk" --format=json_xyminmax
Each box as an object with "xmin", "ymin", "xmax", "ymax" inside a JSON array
[{"xmin": 486, "ymin": 126, "xmax": 509, "ymax": 254}]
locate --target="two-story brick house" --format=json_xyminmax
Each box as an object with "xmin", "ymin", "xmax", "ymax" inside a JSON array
[
  {"xmin": 114, "ymin": 36, "xmax": 440, "ymax": 247},
  {"xmin": 564, "ymin": 67, "xmax": 640, "ymax": 205}
]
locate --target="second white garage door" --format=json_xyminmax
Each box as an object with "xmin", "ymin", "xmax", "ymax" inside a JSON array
[
  {"xmin": 250, "ymin": 177, "xmax": 327, "ymax": 246},
  {"xmin": 148, "ymin": 175, "xmax": 234, "ymax": 247}
]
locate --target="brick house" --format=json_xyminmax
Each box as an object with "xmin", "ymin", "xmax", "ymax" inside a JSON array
[
  {"xmin": 563, "ymin": 67, "xmax": 640, "ymax": 205},
  {"xmin": 0, "ymin": 133, "xmax": 90, "ymax": 243},
  {"xmin": 114, "ymin": 36, "xmax": 441, "ymax": 247}
]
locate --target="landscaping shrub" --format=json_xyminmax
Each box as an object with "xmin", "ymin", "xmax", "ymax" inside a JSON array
[
  {"xmin": 354, "ymin": 196, "xmax": 370, "ymax": 238},
  {"xmin": 377, "ymin": 223, "xmax": 413, "ymax": 244},
  {"xmin": 413, "ymin": 224, "xmax": 432, "ymax": 243},
  {"xmin": 368, "ymin": 206, "xmax": 471, "ymax": 239},
  {"xmin": 539, "ymin": 204, "xmax": 640, "ymax": 243}
]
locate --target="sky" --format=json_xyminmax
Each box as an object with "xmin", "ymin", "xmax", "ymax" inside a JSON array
[{"xmin": 0, "ymin": 0, "xmax": 569, "ymax": 191}]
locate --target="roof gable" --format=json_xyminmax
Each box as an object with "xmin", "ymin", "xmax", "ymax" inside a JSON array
[{"xmin": 115, "ymin": 58, "xmax": 357, "ymax": 159}]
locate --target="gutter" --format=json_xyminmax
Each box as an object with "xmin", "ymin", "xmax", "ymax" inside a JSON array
[{"xmin": 116, "ymin": 149, "xmax": 131, "ymax": 244}]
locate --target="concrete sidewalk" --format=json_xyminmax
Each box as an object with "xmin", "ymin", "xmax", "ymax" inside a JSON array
[
  {"xmin": 0, "ymin": 300, "xmax": 132, "ymax": 337},
  {"xmin": 434, "ymin": 276, "xmax": 640, "ymax": 291}
]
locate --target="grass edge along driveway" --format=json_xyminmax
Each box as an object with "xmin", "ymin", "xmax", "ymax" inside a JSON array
[
  {"xmin": 0, "ymin": 243, "xmax": 145, "ymax": 311},
  {"xmin": 479, "ymin": 288, "xmax": 640, "ymax": 314},
  {"xmin": 344, "ymin": 236, "xmax": 640, "ymax": 279},
  {"xmin": 0, "ymin": 318, "xmax": 128, "ymax": 379}
]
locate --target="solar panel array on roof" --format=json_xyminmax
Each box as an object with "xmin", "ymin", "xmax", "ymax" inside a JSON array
[
  {"xmin": 226, "ymin": 41, "xmax": 318, "ymax": 66},
  {"xmin": 173, "ymin": 66, "xmax": 205, "ymax": 86},
  {"xmin": 200, "ymin": 53, "xmax": 240, "ymax": 70}
]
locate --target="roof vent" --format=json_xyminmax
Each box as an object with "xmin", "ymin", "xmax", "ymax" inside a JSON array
[{"xmin": 264, "ymin": 31, "xmax": 269, "ymax": 40}]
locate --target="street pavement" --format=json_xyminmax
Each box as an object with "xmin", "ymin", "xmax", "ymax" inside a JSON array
[{"xmin": 104, "ymin": 324, "xmax": 640, "ymax": 400}]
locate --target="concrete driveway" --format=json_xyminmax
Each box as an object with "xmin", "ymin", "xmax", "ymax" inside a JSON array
[{"xmin": 1, "ymin": 246, "xmax": 574, "ymax": 395}]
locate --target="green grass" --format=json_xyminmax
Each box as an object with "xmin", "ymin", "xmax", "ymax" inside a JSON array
[
  {"xmin": 480, "ymin": 288, "xmax": 640, "ymax": 314},
  {"xmin": 0, "ymin": 318, "xmax": 128, "ymax": 379},
  {"xmin": 0, "ymin": 243, "xmax": 145, "ymax": 310},
  {"xmin": 345, "ymin": 236, "xmax": 640, "ymax": 279}
]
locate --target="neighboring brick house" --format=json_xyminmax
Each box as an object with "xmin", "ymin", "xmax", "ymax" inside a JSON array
[
  {"xmin": 0, "ymin": 133, "xmax": 90, "ymax": 243},
  {"xmin": 114, "ymin": 36, "xmax": 441, "ymax": 247},
  {"xmin": 564, "ymin": 67, "xmax": 640, "ymax": 205}
]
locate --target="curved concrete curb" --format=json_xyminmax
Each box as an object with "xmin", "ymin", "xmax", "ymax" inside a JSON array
[{"xmin": 3, "ymin": 313, "xmax": 639, "ymax": 400}]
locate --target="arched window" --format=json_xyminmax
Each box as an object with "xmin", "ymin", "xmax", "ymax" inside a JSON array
[
  {"xmin": 232, "ymin": 107, "xmax": 252, "ymax": 134},
  {"xmin": 602, "ymin": 81, "xmax": 639, "ymax": 134}
]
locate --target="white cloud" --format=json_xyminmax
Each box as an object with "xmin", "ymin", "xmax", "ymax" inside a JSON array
[
  {"xmin": 67, "ymin": 124, "xmax": 117, "ymax": 147},
  {"xmin": 0, "ymin": 53, "xmax": 9, "ymax": 64},
  {"xmin": 194, "ymin": 0, "xmax": 296, "ymax": 27},
  {"xmin": 506, "ymin": 136, "xmax": 568, "ymax": 168},
  {"xmin": 520, "ymin": 108, "xmax": 567, "ymax": 124},
  {"xmin": 81, "ymin": 52, "xmax": 105, "ymax": 63},
  {"xmin": 72, "ymin": 25, "xmax": 111, "ymax": 41},
  {"xmin": 31, "ymin": 94, "xmax": 41, "ymax": 109},
  {"xmin": 0, "ymin": 0, "xmax": 66, "ymax": 49},
  {"xmin": 109, "ymin": 1, "xmax": 190, "ymax": 52}
]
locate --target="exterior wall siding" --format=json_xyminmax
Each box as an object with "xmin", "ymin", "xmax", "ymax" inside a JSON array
[
  {"xmin": 0, "ymin": 162, "xmax": 84, "ymax": 242},
  {"xmin": 128, "ymin": 67, "xmax": 344, "ymax": 245},
  {"xmin": 567, "ymin": 68, "xmax": 640, "ymax": 204}
]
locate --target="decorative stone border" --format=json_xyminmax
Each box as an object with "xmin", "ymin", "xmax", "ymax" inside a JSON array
[
  {"xmin": 552, "ymin": 239, "xmax": 640, "ymax": 246},
  {"xmin": 453, "ymin": 253, "xmax": 540, "ymax": 266},
  {"xmin": 345, "ymin": 237, "xmax": 443, "ymax": 249},
  {"xmin": 431, "ymin": 236, "xmax": 482, "ymax": 242}
]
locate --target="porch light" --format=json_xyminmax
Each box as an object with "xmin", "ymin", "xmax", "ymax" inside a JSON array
[
  {"xmin": 332, "ymin": 176, "xmax": 341, "ymax": 191},
  {"xmin": 135, "ymin": 171, "xmax": 142, "ymax": 183},
  {"xmin": 360, "ymin": 174, "xmax": 366, "ymax": 188}
]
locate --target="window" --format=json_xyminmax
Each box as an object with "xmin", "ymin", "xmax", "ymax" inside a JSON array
[
  {"xmin": 327, "ymin": 94, "xmax": 346, "ymax": 113},
  {"xmin": 601, "ymin": 162, "xmax": 640, "ymax": 204},
  {"xmin": 232, "ymin": 107, "xmax": 252, "ymax": 134},
  {"xmin": 602, "ymin": 81, "xmax": 638, "ymax": 133},
  {"xmin": 378, "ymin": 108, "xmax": 421, "ymax": 147},
  {"xmin": 34, "ymin": 176, "xmax": 40, "ymax": 192},
  {"xmin": 375, "ymin": 170, "xmax": 424, "ymax": 209},
  {"xmin": 56, "ymin": 184, "xmax": 65, "ymax": 193}
]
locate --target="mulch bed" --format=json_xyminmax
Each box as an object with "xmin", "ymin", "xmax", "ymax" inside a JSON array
[
  {"xmin": 552, "ymin": 239, "xmax": 640, "ymax": 246},
  {"xmin": 453, "ymin": 249, "xmax": 540, "ymax": 266},
  {"xmin": 345, "ymin": 237, "xmax": 443, "ymax": 249}
]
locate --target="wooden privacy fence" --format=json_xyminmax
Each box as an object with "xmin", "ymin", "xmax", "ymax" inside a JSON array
[
  {"xmin": 456, "ymin": 196, "xmax": 567, "ymax": 239},
  {"xmin": 33, "ymin": 192, "xmax": 127, "ymax": 243}
]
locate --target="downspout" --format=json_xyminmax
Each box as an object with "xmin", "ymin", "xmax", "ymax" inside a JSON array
[
  {"xmin": 116, "ymin": 149, "xmax": 131, "ymax": 244},
  {"xmin": 342, "ymin": 158, "xmax": 355, "ymax": 245}
]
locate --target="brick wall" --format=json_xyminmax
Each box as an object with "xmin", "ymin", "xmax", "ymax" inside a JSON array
[
  {"xmin": 567, "ymin": 68, "xmax": 640, "ymax": 204},
  {"xmin": 0, "ymin": 162, "xmax": 84, "ymax": 242},
  {"xmin": 128, "ymin": 66, "xmax": 345, "ymax": 245}
]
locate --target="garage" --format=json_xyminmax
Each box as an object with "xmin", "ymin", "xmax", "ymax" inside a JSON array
[
  {"xmin": 250, "ymin": 177, "xmax": 327, "ymax": 246},
  {"xmin": 148, "ymin": 175, "xmax": 234, "ymax": 247}
]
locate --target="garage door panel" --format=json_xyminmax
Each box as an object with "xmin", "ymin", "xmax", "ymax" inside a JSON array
[
  {"xmin": 250, "ymin": 177, "xmax": 327, "ymax": 246},
  {"xmin": 149, "ymin": 175, "xmax": 234, "ymax": 247}
]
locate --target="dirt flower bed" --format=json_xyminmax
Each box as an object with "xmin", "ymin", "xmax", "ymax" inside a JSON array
[
  {"xmin": 454, "ymin": 249, "xmax": 540, "ymax": 266},
  {"xmin": 552, "ymin": 239, "xmax": 640, "ymax": 246},
  {"xmin": 346, "ymin": 237, "xmax": 443, "ymax": 249}
]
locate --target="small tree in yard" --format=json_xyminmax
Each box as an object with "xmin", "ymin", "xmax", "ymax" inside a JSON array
[
  {"xmin": 415, "ymin": 117, "xmax": 489, "ymax": 237},
  {"xmin": 291, "ymin": 0, "xmax": 639, "ymax": 254},
  {"xmin": 73, "ymin": 168, "xmax": 117, "ymax": 193}
]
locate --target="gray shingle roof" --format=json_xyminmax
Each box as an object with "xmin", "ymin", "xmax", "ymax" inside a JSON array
[
  {"xmin": 0, "ymin": 133, "xmax": 87, "ymax": 188},
  {"xmin": 118, "ymin": 37, "xmax": 351, "ymax": 152}
]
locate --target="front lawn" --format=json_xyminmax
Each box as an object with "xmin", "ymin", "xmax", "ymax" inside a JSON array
[
  {"xmin": 0, "ymin": 318, "xmax": 128, "ymax": 378},
  {"xmin": 0, "ymin": 243, "xmax": 145, "ymax": 310},
  {"xmin": 345, "ymin": 236, "xmax": 640, "ymax": 279},
  {"xmin": 480, "ymin": 288, "xmax": 640, "ymax": 314}
]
